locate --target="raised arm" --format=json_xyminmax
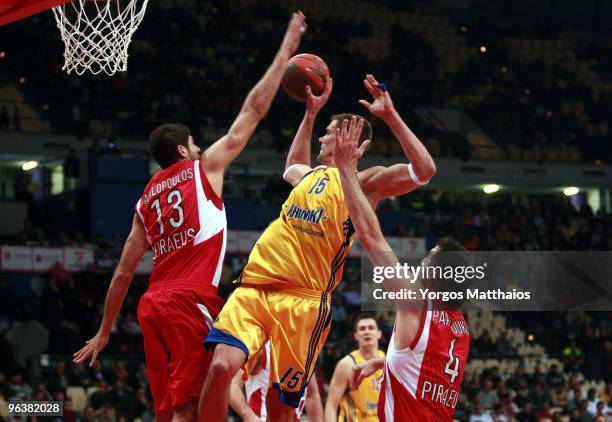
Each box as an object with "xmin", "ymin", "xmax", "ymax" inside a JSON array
[
  {"xmin": 324, "ymin": 356, "xmax": 351, "ymax": 422},
  {"xmin": 284, "ymin": 77, "xmax": 333, "ymax": 186},
  {"xmin": 358, "ymin": 74, "xmax": 436, "ymax": 201},
  {"xmin": 201, "ymin": 12, "xmax": 307, "ymax": 196},
  {"xmin": 73, "ymin": 214, "xmax": 149, "ymax": 366},
  {"xmin": 335, "ymin": 117, "xmax": 424, "ymax": 350},
  {"xmin": 334, "ymin": 118, "xmax": 392, "ymax": 256}
]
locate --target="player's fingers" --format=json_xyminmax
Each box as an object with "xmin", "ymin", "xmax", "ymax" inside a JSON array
[
  {"xmin": 367, "ymin": 75, "xmax": 383, "ymax": 96},
  {"xmin": 358, "ymin": 140, "xmax": 370, "ymax": 158},
  {"xmin": 90, "ymin": 349, "xmax": 99, "ymax": 367},
  {"xmin": 363, "ymin": 78, "xmax": 377, "ymax": 96},
  {"xmin": 305, "ymin": 85, "xmax": 313, "ymax": 97},
  {"xmin": 290, "ymin": 12, "xmax": 306, "ymax": 32},
  {"xmin": 356, "ymin": 118, "xmax": 364, "ymax": 141},
  {"xmin": 296, "ymin": 11, "xmax": 306, "ymax": 30},
  {"xmin": 335, "ymin": 128, "xmax": 342, "ymax": 144},
  {"xmin": 367, "ymin": 74, "xmax": 381, "ymax": 88},
  {"xmin": 341, "ymin": 118, "xmax": 349, "ymax": 141},
  {"xmin": 348, "ymin": 116, "xmax": 357, "ymax": 142},
  {"xmin": 323, "ymin": 77, "xmax": 333, "ymax": 96},
  {"xmin": 73, "ymin": 344, "xmax": 87, "ymax": 356},
  {"xmin": 73, "ymin": 347, "xmax": 85, "ymax": 360},
  {"xmin": 359, "ymin": 99, "xmax": 372, "ymax": 110},
  {"xmin": 350, "ymin": 117, "xmax": 360, "ymax": 144},
  {"xmin": 73, "ymin": 347, "xmax": 90, "ymax": 363},
  {"xmin": 74, "ymin": 343, "xmax": 91, "ymax": 358}
]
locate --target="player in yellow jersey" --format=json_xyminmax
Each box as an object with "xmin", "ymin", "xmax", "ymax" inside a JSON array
[
  {"xmin": 199, "ymin": 73, "xmax": 436, "ymax": 422},
  {"xmin": 325, "ymin": 315, "xmax": 385, "ymax": 422}
]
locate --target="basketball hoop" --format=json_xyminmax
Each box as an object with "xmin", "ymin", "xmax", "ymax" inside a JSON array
[{"xmin": 52, "ymin": 0, "xmax": 150, "ymax": 76}]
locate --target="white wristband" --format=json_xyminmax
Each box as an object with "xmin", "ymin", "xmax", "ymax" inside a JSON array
[
  {"xmin": 283, "ymin": 163, "xmax": 302, "ymax": 181},
  {"xmin": 408, "ymin": 163, "xmax": 428, "ymax": 185}
]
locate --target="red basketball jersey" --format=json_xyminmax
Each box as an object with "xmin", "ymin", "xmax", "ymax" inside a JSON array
[
  {"xmin": 379, "ymin": 300, "xmax": 469, "ymax": 422},
  {"xmin": 135, "ymin": 160, "xmax": 226, "ymax": 293}
]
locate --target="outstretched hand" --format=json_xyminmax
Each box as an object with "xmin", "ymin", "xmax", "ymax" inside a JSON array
[
  {"xmin": 305, "ymin": 76, "xmax": 333, "ymax": 115},
  {"xmin": 349, "ymin": 361, "xmax": 378, "ymax": 391},
  {"xmin": 73, "ymin": 331, "xmax": 109, "ymax": 367},
  {"xmin": 280, "ymin": 11, "xmax": 307, "ymax": 57},
  {"xmin": 334, "ymin": 116, "xmax": 370, "ymax": 171},
  {"xmin": 359, "ymin": 74, "xmax": 395, "ymax": 119}
]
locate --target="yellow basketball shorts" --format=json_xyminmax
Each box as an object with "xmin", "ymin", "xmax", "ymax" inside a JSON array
[{"xmin": 204, "ymin": 284, "xmax": 332, "ymax": 407}]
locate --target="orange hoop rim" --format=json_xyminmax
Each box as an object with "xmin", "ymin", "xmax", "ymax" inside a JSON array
[{"xmin": 0, "ymin": 0, "xmax": 71, "ymax": 26}]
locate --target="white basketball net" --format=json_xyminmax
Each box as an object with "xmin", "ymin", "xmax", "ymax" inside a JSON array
[{"xmin": 52, "ymin": 0, "xmax": 150, "ymax": 76}]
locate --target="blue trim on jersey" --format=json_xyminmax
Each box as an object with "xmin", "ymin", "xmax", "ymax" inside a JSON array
[
  {"xmin": 204, "ymin": 327, "xmax": 249, "ymax": 360},
  {"xmin": 300, "ymin": 168, "xmax": 316, "ymax": 181},
  {"xmin": 271, "ymin": 382, "xmax": 306, "ymax": 408}
]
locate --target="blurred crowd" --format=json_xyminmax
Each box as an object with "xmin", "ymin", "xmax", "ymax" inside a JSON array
[
  {"xmin": 7, "ymin": 186, "xmax": 612, "ymax": 253},
  {"xmin": 1, "ymin": 1, "xmax": 611, "ymax": 163},
  {"xmin": 0, "ymin": 222, "xmax": 610, "ymax": 420}
]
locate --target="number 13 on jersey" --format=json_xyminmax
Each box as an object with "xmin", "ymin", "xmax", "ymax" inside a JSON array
[{"xmin": 150, "ymin": 189, "xmax": 185, "ymax": 234}]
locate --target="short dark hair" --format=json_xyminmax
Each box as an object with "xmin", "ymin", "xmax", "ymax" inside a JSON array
[
  {"xmin": 331, "ymin": 113, "xmax": 373, "ymax": 145},
  {"xmin": 435, "ymin": 236, "xmax": 468, "ymax": 252},
  {"xmin": 429, "ymin": 237, "xmax": 471, "ymax": 308},
  {"xmin": 428, "ymin": 237, "xmax": 470, "ymax": 267},
  {"xmin": 353, "ymin": 313, "xmax": 379, "ymax": 332},
  {"xmin": 148, "ymin": 123, "xmax": 191, "ymax": 169}
]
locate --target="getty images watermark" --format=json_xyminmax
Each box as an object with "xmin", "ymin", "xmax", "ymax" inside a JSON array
[{"xmin": 360, "ymin": 251, "xmax": 612, "ymax": 312}]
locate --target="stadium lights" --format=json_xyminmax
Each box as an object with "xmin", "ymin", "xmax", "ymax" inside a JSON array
[
  {"xmin": 22, "ymin": 161, "xmax": 38, "ymax": 171},
  {"xmin": 483, "ymin": 184, "xmax": 500, "ymax": 194},
  {"xmin": 563, "ymin": 187, "xmax": 579, "ymax": 196}
]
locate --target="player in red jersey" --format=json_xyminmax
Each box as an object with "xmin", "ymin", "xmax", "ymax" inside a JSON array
[
  {"xmin": 72, "ymin": 11, "xmax": 307, "ymax": 422},
  {"xmin": 334, "ymin": 117, "xmax": 471, "ymax": 422}
]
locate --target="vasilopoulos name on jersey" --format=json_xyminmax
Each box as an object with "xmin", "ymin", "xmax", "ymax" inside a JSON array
[
  {"xmin": 143, "ymin": 167, "xmax": 194, "ymax": 204},
  {"xmin": 285, "ymin": 204, "xmax": 327, "ymax": 224}
]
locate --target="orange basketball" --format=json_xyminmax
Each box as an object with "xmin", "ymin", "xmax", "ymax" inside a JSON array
[{"xmin": 281, "ymin": 53, "xmax": 330, "ymax": 102}]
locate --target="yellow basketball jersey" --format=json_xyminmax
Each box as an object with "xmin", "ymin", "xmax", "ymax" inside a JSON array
[
  {"xmin": 338, "ymin": 349, "xmax": 385, "ymax": 422},
  {"xmin": 241, "ymin": 167, "xmax": 355, "ymax": 292}
]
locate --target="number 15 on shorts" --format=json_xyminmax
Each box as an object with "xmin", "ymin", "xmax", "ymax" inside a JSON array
[{"xmin": 280, "ymin": 367, "xmax": 304, "ymax": 389}]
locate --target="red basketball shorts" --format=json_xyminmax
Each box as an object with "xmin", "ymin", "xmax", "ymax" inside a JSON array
[{"xmin": 137, "ymin": 285, "xmax": 224, "ymax": 414}]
